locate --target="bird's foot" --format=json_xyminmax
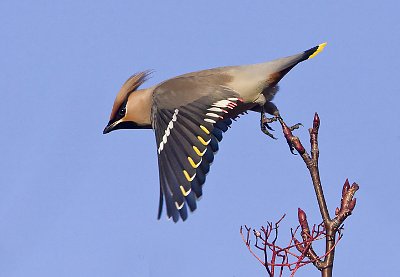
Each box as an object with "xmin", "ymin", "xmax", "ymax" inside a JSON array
[
  {"xmin": 260, "ymin": 113, "xmax": 278, "ymax": 139},
  {"xmin": 288, "ymin": 122, "xmax": 303, "ymax": 132}
]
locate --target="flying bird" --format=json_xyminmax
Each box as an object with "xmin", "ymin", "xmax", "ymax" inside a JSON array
[{"xmin": 103, "ymin": 43, "xmax": 327, "ymax": 222}]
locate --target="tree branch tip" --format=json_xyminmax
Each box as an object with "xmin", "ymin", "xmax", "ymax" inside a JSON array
[
  {"xmin": 342, "ymin": 179, "xmax": 350, "ymax": 195},
  {"xmin": 298, "ymin": 209, "xmax": 311, "ymax": 232},
  {"xmin": 297, "ymin": 208, "xmax": 306, "ymax": 221},
  {"xmin": 351, "ymin": 182, "xmax": 360, "ymax": 191},
  {"xmin": 276, "ymin": 213, "xmax": 287, "ymax": 225},
  {"xmin": 313, "ymin": 112, "xmax": 320, "ymax": 123},
  {"xmin": 313, "ymin": 112, "xmax": 320, "ymax": 130}
]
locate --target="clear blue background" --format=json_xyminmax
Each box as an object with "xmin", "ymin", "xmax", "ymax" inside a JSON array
[{"xmin": 1, "ymin": 1, "xmax": 399, "ymax": 276}]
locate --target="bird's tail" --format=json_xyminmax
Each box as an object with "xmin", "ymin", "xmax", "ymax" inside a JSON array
[
  {"xmin": 301, "ymin": 42, "xmax": 327, "ymax": 61},
  {"xmin": 262, "ymin": 42, "xmax": 327, "ymax": 86}
]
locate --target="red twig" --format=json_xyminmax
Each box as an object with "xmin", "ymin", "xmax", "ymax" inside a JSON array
[{"xmin": 241, "ymin": 113, "xmax": 359, "ymax": 277}]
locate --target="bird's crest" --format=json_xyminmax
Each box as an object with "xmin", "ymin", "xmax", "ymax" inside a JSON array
[{"xmin": 109, "ymin": 70, "xmax": 152, "ymax": 120}]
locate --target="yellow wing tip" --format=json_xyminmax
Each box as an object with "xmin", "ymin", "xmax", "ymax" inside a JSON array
[{"xmin": 308, "ymin": 42, "xmax": 327, "ymax": 59}]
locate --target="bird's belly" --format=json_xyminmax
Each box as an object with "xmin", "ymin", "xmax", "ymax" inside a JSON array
[
  {"xmin": 227, "ymin": 79, "xmax": 265, "ymax": 103},
  {"xmin": 225, "ymin": 68, "xmax": 270, "ymax": 103}
]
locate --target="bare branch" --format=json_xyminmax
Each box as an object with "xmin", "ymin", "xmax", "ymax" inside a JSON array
[{"xmin": 241, "ymin": 113, "xmax": 360, "ymax": 277}]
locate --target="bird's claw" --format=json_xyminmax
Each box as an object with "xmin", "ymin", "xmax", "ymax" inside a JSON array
[
  {"xmin": 260, "ymin": 114, "xmax": 278, "ymax": 139},
  {"xmin": 266, "ymin": 124, "xmax": 274, "ymax": 131},
  {"xmin": 261, "ymin": 127, "xmax": 277, "ymax": 140},
  {"xmin": 289, "ymin": 123, "xmax": 303, "ymax": 131}
]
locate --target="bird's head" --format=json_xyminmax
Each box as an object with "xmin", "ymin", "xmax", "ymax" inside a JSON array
[{"xmin": 103, "ymin": 71, "xmax": 153, "ymax": 134}]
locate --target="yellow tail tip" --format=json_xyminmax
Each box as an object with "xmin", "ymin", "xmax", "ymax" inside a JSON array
[{"xmin": 308, "ymin": 42, "xmax": 327, "ymax": 59}]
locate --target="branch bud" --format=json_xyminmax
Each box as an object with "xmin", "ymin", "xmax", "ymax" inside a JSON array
[
  {"xmin": 313, "ymin": 112, "xmax": 320, "ymax": 130},
  {"xmin": 298, "ymin": 208, "xmax": 309, "ymax": 230},
  {"xmin": 342, "ymin": 179, "xmax": 350, "ymax": 197}
]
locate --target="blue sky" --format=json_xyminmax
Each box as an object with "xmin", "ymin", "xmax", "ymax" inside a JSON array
[{"xmin": 0, "ymin": 1, "xmax": 399, "ymax": 276}]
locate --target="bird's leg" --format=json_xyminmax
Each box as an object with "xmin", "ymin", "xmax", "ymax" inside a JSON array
[
  {"xmin": 260, "ymin": 102, "xmax": 279, "ymax": 139},
  {"xmin": 259, "ymin": 102, "xmax": 303, "ymax": 144},
  {"xmin": 260, "ymin": 112, "xmax": 277, "ymax": 139}
]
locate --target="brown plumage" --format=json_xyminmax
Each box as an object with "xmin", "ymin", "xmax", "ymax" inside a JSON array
[{"xmin": 103, "ymin": 43, "xmax": 327, "ymax": 222}]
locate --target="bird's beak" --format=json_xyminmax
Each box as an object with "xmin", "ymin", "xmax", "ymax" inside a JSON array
[
  {"xmin": 103, "ymin": 120, "xmax": 152, "ymax": 134},
  {"xmin": 103, "ymin": 120, "xmax": 120, "ymax": 134}
]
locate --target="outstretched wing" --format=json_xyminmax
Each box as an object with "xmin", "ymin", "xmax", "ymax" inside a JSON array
[{"xmin": 152, "ymin": 75, "xmax": 247, "ymax": 222}]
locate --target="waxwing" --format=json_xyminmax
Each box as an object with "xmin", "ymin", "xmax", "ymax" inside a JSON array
[{"xmin": 103, "ymin": 43, "xmax": 327, "ymax": 222}]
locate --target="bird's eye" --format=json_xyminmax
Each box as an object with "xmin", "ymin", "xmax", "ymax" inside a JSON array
[{"xmin": 119, "ymin": 108, "xmax": 126, "ymax": 116}]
